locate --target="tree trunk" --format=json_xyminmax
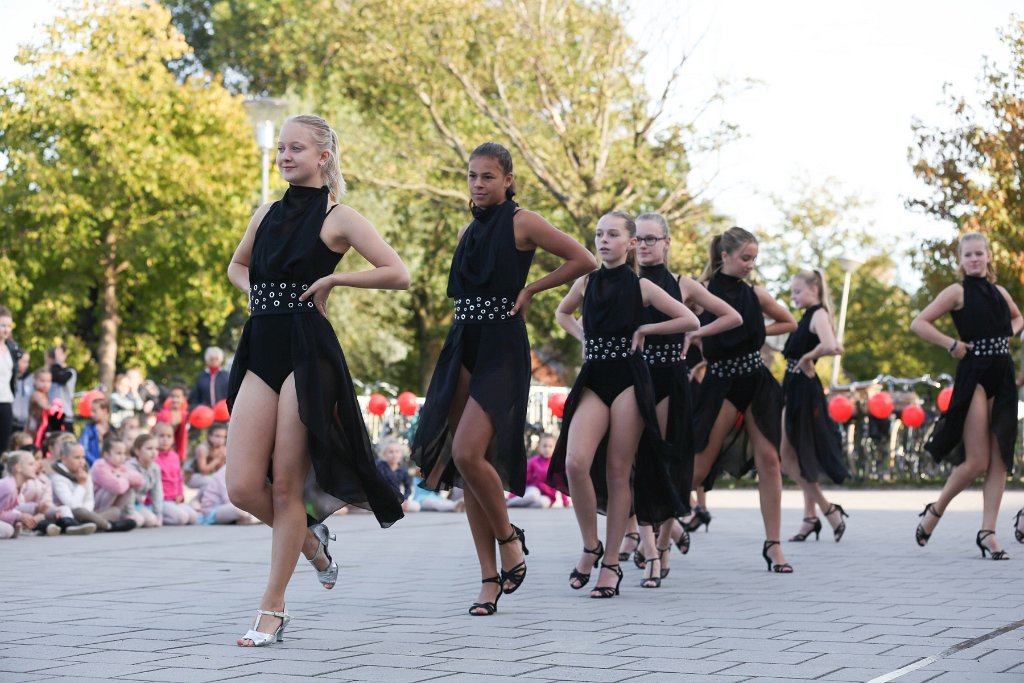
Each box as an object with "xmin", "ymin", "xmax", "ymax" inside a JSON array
[{"xmin": 96, "ymin": 233, "xmax": 120, "ymax": 391}]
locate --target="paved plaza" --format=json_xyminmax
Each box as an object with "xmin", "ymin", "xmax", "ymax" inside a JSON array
[{"xmin": 3, "ymin": 488, "xmax": 1024, "ymax": 683}]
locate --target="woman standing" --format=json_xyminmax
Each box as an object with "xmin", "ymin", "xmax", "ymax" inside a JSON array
[
  {"xmin": 549, "ymin": 211, "xmax": 699, "ymax": 597},
  {"xmin": 226, "ymin": 115, "xmax": 410, "ymax": 646},
  {"xmin": 779, "ymin": 270, "xmax": 849, "ymax": 543},
  {"xmin": 0, "ymin": 306, "xmax": 23, "ymax": 450},
  {"xmin": 910, "ymin": 232, "xmax": 1022, "ymax": 559},
  {"xmin": 412, "ymin": 142, "xmax": 593, "ymax": 616},
  {"xmin": 691, "ymin": 227, "xmax": 797, "ymax": 572},
  {"xmin": 633, "ymin": 213, "xmax": 741, "ymax": 584}
]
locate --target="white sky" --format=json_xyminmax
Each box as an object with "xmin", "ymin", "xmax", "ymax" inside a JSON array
[{"xmin": 1, "ymin": 1, "xmax": 1020, "ymax": 287}]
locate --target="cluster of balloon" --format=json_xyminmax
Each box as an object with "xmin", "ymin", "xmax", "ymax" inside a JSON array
[
  {"xmin": 77, "ymin": 389, "xmax": 106, "ymax": 418},
  {"xmin": 827, "ymin": 395, "xmax": 854, "ymax": 423},
  {"xmin": 547, "ymin": 392, "xmax": 567, "ymax": 418}
]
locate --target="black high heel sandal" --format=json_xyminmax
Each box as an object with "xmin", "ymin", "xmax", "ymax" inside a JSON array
[
  {"xmin": 497, "ymin": 524, "xmax": 529, "ymax": 594},
  {"xmin": 657, "ymin": 545, "xmax": 671, "ymax": 578},
  {"xmin": 569, "ymin": 540, "xmax": 605, "ymax": 590},
  {"xmin": 1014, "ymin": 508, "xmax": 1024, "ymax": 544},
  {"xmin": 640, "ymin": 557, "xmax": 662, "ymax": 588},
  {"xmin": 825, "ymin": 503, "xmax": 849, "ymax": 542},
  {"xmin": 674, "ymin": 525, "xmax": 691, "ymax": 555},
  {"xmin": 976, "ymin": 530, "xmax": 1009, "ymax": 560},
  {"xmin": 685, "ymin": 505, "xmax": 712, "ymax": 532},
  {"xmin": 618, "ymin": 531, "xmax": 640, "ymax": 562},
  {"xmin": 916, "ymin": 502, "xmax": 941, "ymax": 547},
  {"xmin": 762, "ymin": 540, "xmax": 793, "ymax": 573},
  {"xmin": 789, "ymin": 517, "xmax": 822, "ymax": 542},
  {"xmin": 469, "ymin": 576, "xmax": 502, "ymax": 616},
  {"xmin": 590, "ymin": 563, "xmax": 623, "ymax": 598}
]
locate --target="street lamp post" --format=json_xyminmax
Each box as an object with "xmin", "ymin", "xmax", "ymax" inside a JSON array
[
  {"xmin": 242, "ymin": 97, "xmax": 289, "ymax": 204},
  {"xmin": 256, "ymin": 120, "xmax": 274, "ymax": 205},
  {"xmin": 830, "ymin": 255, "xmax": 864, "ymax": 387}
]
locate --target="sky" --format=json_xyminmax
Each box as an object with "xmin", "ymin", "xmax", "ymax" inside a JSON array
[{"xmin": 1, "ymin": 1, "xmax": 1020, "ymax": 287}]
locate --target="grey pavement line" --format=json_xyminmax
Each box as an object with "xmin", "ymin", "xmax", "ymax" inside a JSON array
[{"xmin": 867, "ymin": 616, "xmax": 1024, "ymax": 683}]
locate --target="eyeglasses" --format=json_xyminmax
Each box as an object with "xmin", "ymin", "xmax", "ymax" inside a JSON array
[{"xmin": 637, "ymin": 236, "xmax": 667, "ymax": 246}]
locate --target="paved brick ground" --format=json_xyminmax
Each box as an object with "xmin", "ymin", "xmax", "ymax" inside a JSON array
[{"xmin": 3, "ymin": 488, "xmax": 1024, "ymax": 682}]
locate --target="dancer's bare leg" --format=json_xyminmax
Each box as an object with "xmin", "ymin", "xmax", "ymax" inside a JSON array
[
  {"xmin": 596, "ymin": 388, "xmax": 643, "ymax": 593},
  {"xmin": 746, "ymin": 410, "xmax": 789, "ymax": 567},
  {"xmin": 566, "ymin": 390, "xmax": 609, "ymax": 587}
]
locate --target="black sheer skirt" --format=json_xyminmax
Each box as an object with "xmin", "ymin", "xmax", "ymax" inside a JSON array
[
  {"xmin": 412, "ymin": 318, "xmax": 532, "ymax": 495},
  {"xmin": 228, "ymin": 315, "xmax": 404, "ymax": 527},
  {"xmin": 782, "ymin": 370, "xmax": 848, "ymax": 484}
]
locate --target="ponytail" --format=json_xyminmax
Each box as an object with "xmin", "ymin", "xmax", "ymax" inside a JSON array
[
  {"xmin": 794, "ymin": 269, "xmax": 835, "ymax": 320},
  {"xmin": 698, "ymin": 227, "xmax": 757, "ymax": 283},
  {"xmin": 285, "ymin": 115, "xmax": 347, "ymax": 202}
]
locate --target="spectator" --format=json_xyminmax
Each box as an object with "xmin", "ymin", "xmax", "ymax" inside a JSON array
[
  {"xmin": 155, "ymin": 385, "xmax": 188, "ymax": 461},
  {"xmin": 19, "ymin": 446, "xmax": 95, "ymax": 535},
  {"xmin": 50, "ymin": 439, "xmax": 134, "ymax": 532},
  {"xmin": 79, "ymin": 397, "xmax": 111, "ymax": 466},
  {"xmin": 199, "ymin": 465, "xmax": 257, "ymax": 525},
  {"xmin": 185, "ymin": 423, "xmax": 226, "ymax": 490},
  {"xmin": 47, "ymin": 345, "xmax": 77, "ymax": 433},
  {"xmin": 127, "ymin": 433, "xmax": 163, "ymax": 528},
  {"xmin": 153, "ymin": 422, "xmax": 197, "ymax": 526},
  {"xmin": 0, "ymin": 450, "xmax": 54, "ymax": 537},
  {"xmin": 512, "ymin": 432, "xmax": 569, "ymax": 509},
  {"xmin": 109, "ymin": 373, "xmax": 143, "ymax": 429},
  {"xmin": 375, "ymin": 438, "xmax": 418, "ymax": 512},
  {"xmin": 11, "ymin": 351, "xmax": 31, "ymax": 433},
  {"xmin": 188, "ymin": 346, "xmax": 229, "ymax": 408},
  {"xmin": 117, "ymin": 415, "xmax": 142, "ymax": 445},
  {"xmin": 410, "ymin": 475, "xmax": 464, "ymax": 512},
  {"xmin": 126, "ymin": 368, "xmax": 158, "ymax": 421},
  {"xmin": 9, "ymin": 430, "xmax": 35, "ymax": 454},
  {"xmin": 0, "ymin": 306, "xmax": 23, "ymax": 449},
  {"xmin": 91, "ymin": 437, "xmax": 144, "ymax": 528},
  {"xmin": 31, "ymin": 369, "xmax": 67, "ymax": 449}
]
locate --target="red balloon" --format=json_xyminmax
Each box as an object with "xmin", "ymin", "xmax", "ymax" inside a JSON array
[
  {"xmin": 868, "ymin": 392, "xmax": 894, "ymax": 419},
  {"xmin": 213, "ymin": 399, "xmax": 230, "ymax": 422},
  {"xmin": 937, "ymin": 387, "xmax": 953, "ymax": 414},
  {"xmin": 547, "ymin": 392, "xmax": 567, "ymax": 418},
  {"xmin": 367, "ymin": 393, "xmax": 388, "ymax": 416},
  {"xmin": 901, "ymin": 404, "xmax": 925, "ymax": 428},
  {"xmin": 78, "ymin": 389, "xmax": 106, "ymax": 418},
  {"xmin": 397, "ymin": 391, "xmax": 418, "ymax": 416},
  {"xmin": 189, "ymin": 405, "xmax": 215, "ymax": 429},
  {"xmin": 828, "ymin": 395, "xmax": 854, "ymax": 423}
]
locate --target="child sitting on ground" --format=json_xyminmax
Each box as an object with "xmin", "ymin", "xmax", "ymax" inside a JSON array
[
  {"xmin": 375, "ymin": 438, "xmax": 419, "ymax": 512},
  {"xmin": 80, "ymin": 397, "xmax": 111, "ymax": 466},
  {"xmin": 508, "ymin": 432, "xmax": 569, "ymax": 508},
  {"xmin": 185, "ymin": 423, "xmax": 227, "ymax": 490},
  {"xmin": 0, "ymin": 450, "xmax": 49, "ymax": 538},
  {"xmin": 153, "ymin": 422, "xmax": 197, "ymax": 526},
  {"xmin": 199, "ymin": 465, "xmax": 257, "ymax": 525},
  {"xmin": 127, "ymin": 433, "xmax": 163, "ymax": 528},
  {"xmin": 19, "ymin": 445, "xmax": 95, "ymax": 535},
  {"xmin": 91, "ymin": 437, "xmax": 145, "ymax": 528},
  {"xmin": 51, "ymin": 439, "xmax": 134, "ymax": 532}
]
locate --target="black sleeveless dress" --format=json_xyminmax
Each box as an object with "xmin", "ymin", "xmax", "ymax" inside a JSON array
[
  {"xmin": 693, "ymin": 272, "xmax": 782, "ymax": 488},
  {"xmin": 925, "ymin": 276, "xmax": 1016, "ymax": 471},
  {"xmin": 639, "ymin": 264, "xmax": 694, "ymax": 514},
  {"xmin": 547, "ymin": 264, "xmax": 687, "ymax": 524},
  {"xmin": 227, "ymin": 184, "xmax": 404, "ymax": 527},
  {"xmin": 781, "ymin": 305, "xmax": 848, "ymax": 484},
  {"xmin": 411, "ymin": 200, "xmax": 535, "ymax": 494}
]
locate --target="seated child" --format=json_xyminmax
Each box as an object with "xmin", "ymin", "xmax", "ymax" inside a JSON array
[
  {"xmin": 19, "ymin": 446, "xmax": 95, "ymax": 535},
  {"xmin": 199, "ymin": 466, "xmax": 257, "ymax": 525},
  {"xmin": 153, "ymin": 422, "xmax": 197, "ymax": 526},
  {"xmin": 91, "ymin": 437, "xmax": 145, "ymax": 527},
  {"xmin": 127, "ymin": 433, "xmax": 164, "ymax": 528},
  {"xmin": 50, "ymin": 440, "xmax": 134, "ymax": 532},
  {"xmin": 410, "ymin": 475, "xmax": 463, "ymax": 513},
  {"xmin": 185, "ymin": 423, "xmax": 227, "ymax": 490},
  {"xmin": 375, "ymin": 438, "xmax": 419, "ymax": 512},
  {"xmin": 0, "ymin": 450, "xmax": 49, "ymax": 538},
  {"xmin": 508, "ymin": 432, "xmax": 569, "ymax": 508}
]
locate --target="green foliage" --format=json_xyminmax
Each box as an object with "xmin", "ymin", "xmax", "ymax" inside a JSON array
[{"xmin": 0, "ymin": 0, "xmax": 259, "ymax": 388}]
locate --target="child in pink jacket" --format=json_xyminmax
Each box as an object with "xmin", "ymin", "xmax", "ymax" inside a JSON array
[
  {"xmin": 154, "ymin": 422, "xmax": 196, "ymax": 525},
  {"xmin": 91, "ymin": 437, "xmax": 144, "ymax": 527}
]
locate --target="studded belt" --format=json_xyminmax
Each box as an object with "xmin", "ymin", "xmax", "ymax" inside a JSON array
[
  {"xmin": 585, "ymin": 335, "xmax": 632, "ymax": 361},
  {"xmin": 249, "ymin": 281, "xmax": 316, "ymax": 316},
  {"xmin": 785, "ymin": 358, "xmax": 804, "ymax": 374},
  {"xmin": 707, "ymin": 350, "xmax": 763, "ymax": 379},
  {"xmin": 644, "ymin": 341, "xmax": 685, "ymax": 367},
  {"xmin": 968, "ymin": 337, "xmax": 1010, "ymax": 356},
  {"xmin": 452, "ymin": 295, "xmax": 516, "ymax": 324}
]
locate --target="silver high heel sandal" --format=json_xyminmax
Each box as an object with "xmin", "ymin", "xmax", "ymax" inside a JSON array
[
  {"xmin": 308, "ymin": 523, "xmax": 339, "ymax": 589},
  {"xmin": 238, "ymin": 608, "xmax": 291, "ymax": 647}
]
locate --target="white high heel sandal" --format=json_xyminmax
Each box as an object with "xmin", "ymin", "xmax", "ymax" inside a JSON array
[
  {"xmin": 308, "ymin": 523, "xmax": 339, "ymax": 589},
  {"xmin": 238, "ymin": 608, "xmax": 291, "ymax": 647}
]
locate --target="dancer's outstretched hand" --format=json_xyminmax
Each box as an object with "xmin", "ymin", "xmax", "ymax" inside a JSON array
[{"xmin": 299, "ymin": 275, "xmax": 337, "ymax": 317}]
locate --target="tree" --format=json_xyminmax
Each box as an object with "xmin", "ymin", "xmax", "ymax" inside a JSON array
[
  {"xmin": 909, "ymin": 17, "xmax": 1024, "ymax": 303},
  {"xmin": 168, "ymin": 0, "xmax": 726, "ymax": 390},
  {"xmin": 0, "ymin": 0, "xmax": 258, "ymax": 389}
]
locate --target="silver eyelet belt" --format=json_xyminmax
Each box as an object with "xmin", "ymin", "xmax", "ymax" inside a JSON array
[
  {"xmin": 249, "ymin": 281, "xmax": 315, "ymax": 316},
  {"xmin": 644, "ymin": 341, "xmax": 684, "ymax": 367},
  {"xmin": 453, "ymin": 295, "xmax": 515, "ymax": 324},
  {"xmin": 785, "ymin": 358, "xmax": 803, "ymax": 374},
  {"xmin": 969, "ymin": 337, "xmax": 1009, "ymax": 356},
  {"xmin": 708, "ymin": 350, "xmax": 763, "ymax": 379},
  {"xmin": 585, "ymin": 335, "xmax": 632, "ymax": 361}
]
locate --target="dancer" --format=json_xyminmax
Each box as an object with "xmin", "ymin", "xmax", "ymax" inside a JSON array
[
  {"xmin": 549, "ymin": 211, "xmax": 699, "ymax": 597},
  {"xmin": 634, "ymin": 212, "xmax": 741, "ymax": 584},
  {"xmin": 412, "ymin": 142, "xmax": 593, "ymax": 617},
  {"xmin": 910, "ymin": 232, "xmax": 1022, "ymax": 559},
  {"xmin": 226, "ymin": 114, "xmax": 410, "ymax": 646},
  {"xmin": 779, "ymin": 270, "xmax": 849, "ymax": 543},
  {"xmin": 691, "ymin": 227, "xmax": 797, "ymax": 572}
]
